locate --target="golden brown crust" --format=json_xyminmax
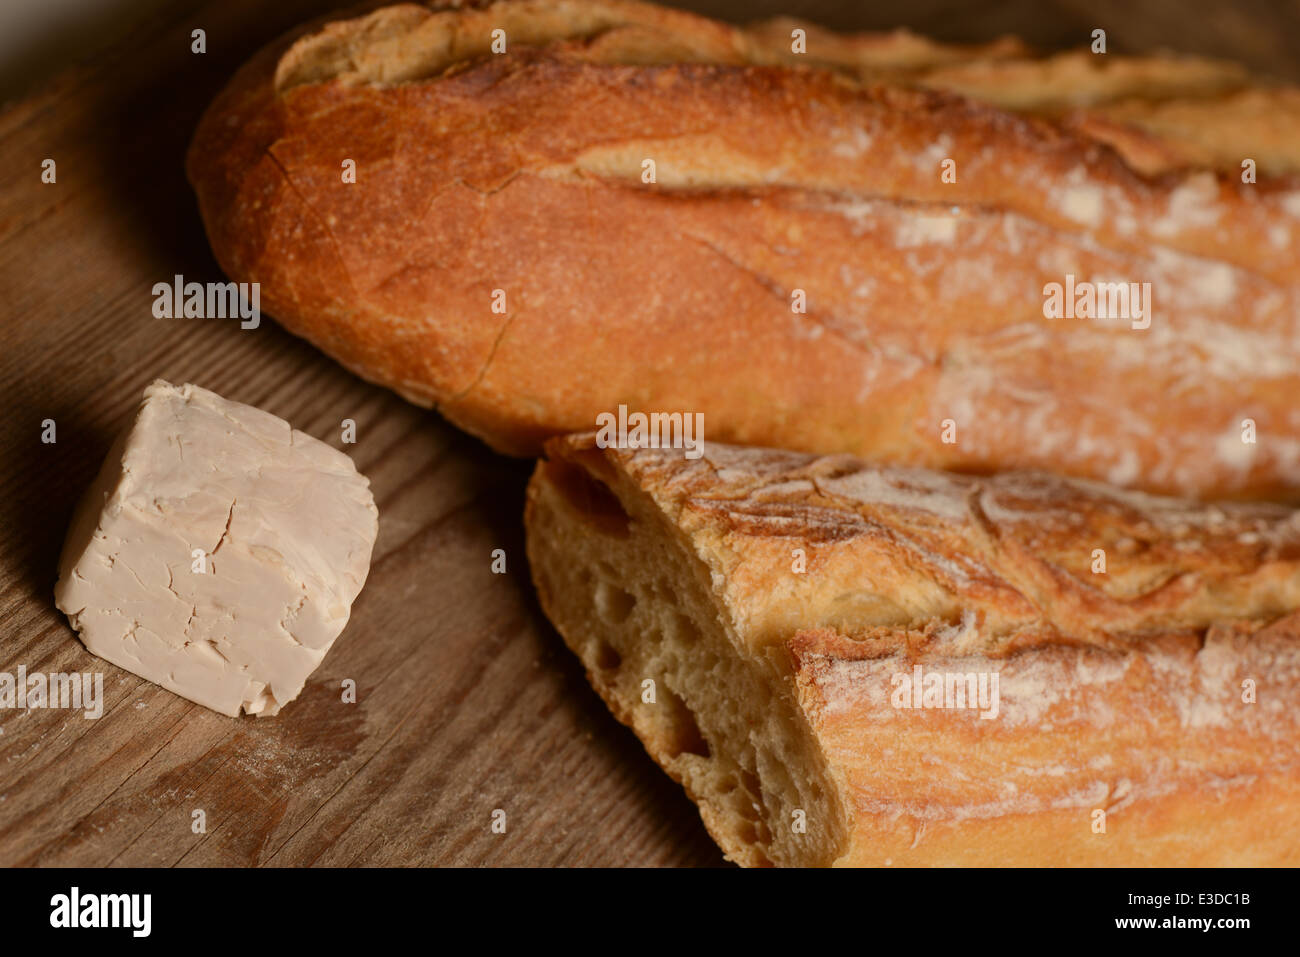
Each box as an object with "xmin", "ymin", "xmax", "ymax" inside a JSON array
[
  {"xmin": 1073, "ymin": 87, "xmax": 1300, "ymax": 178},
  {"xmin": 189, "ymin": 0, "xmax": 1300, "ymax": 499},
  {"xmin": 913, "ymin": 47, "xmax": 1250, "ymax": 112},
  {"xmin": 528, "ymin": 436, "xmax": 1300, "ymax": 865},
  {"xmin": 791, "ymin": 615, "xmax": 1300, "ymax": 866},
  {"xmin": 550, "ymin": 434, "xmax": 1300, "ymax": 653}
]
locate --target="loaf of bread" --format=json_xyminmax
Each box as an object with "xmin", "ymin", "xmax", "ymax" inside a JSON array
[
  {"xmin": 524, "ymin": 434, "xmax": 1300, "ymax": 866},
  {"xmin": 188, "ymin": 0, "xmax": 1300, "ymax": 499}
]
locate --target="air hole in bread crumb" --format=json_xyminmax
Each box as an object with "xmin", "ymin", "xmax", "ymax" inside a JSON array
[
  {"xmin": 595, "ymin": 641, "xmax": 622, "ymax": 670},
  {"xmin": 737, "ymin": 820, "xmax": 773, "ymax": 855},
  {"xmin": 545, "ymin": 458, "xmax": 630, "ymax": 537},
  {"xmin": 594, "ymin": 580, "xmax": 636, "ymax": 623},
  {"xmin": 675, "ymin": 614, "xmax": 701, "ymax": 643},
  {"xmin": 661, "ymin": 687, "xmax": 710, "ymax": 759}
]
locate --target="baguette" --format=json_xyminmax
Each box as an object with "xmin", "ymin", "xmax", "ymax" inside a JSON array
[
  {"xmin": 189, "ymin": 0, "xmax": 1300, "ymax": 499},
  {"xmin": 524, "ymin": 434, "xmax": 1300, "ymax": 866}
]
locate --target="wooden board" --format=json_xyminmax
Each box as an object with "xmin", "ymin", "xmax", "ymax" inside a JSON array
[{"xmin": 1, "ymin": 0, "xmax": 1297, "ymax": 868}]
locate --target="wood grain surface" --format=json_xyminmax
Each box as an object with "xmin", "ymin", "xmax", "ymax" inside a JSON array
[{"xmin": 1, "ymin": 0, "xmax": 1297, "ymax": 867}]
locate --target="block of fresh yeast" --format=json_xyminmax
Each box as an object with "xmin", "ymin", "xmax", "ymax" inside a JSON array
[{"xmin": 54, "ymin": 380, "xmax": 378, "ymax": 716}]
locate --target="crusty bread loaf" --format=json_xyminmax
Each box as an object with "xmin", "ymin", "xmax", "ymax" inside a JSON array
[
  {"xmin": 189, "ymin": 0, "xmax": 1300, "ymax": 499},
  {"xmin": 524, "ymin": 434, "xmax": 1300, "ymax": 866}
]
